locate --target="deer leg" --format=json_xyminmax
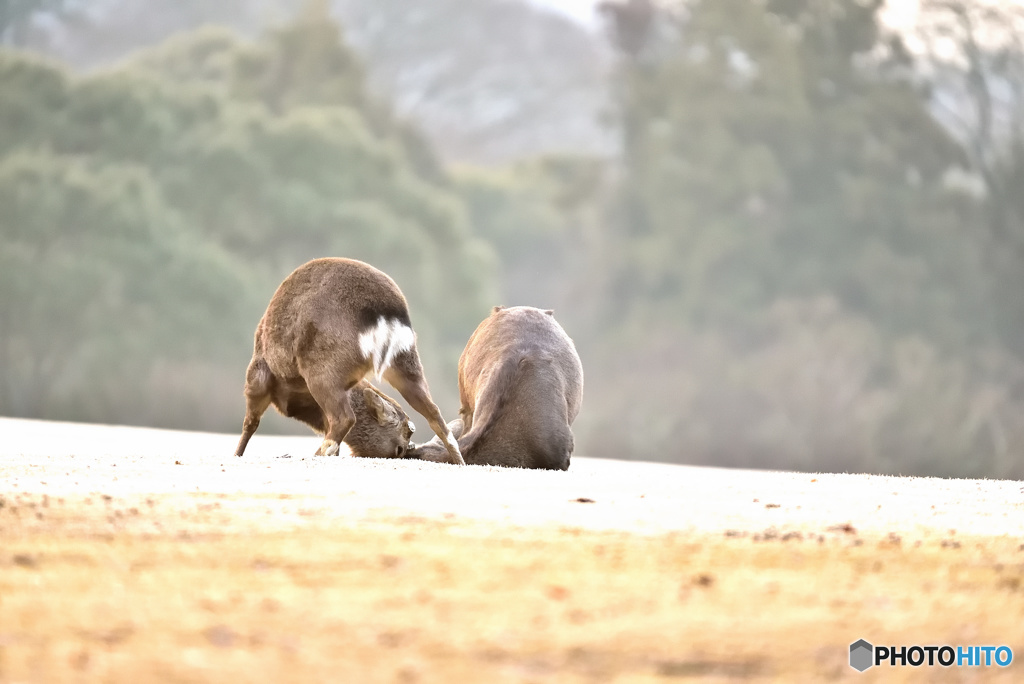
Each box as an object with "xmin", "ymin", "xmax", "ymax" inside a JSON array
[
  {"xmin": 405, "ymin": 418, "xmax": 465, "ymax": 463},
  {"xmin": 384, "ymin": 360, "xmax": 465, "ymax": 466},
  {"xmin": 235, "ymin": 392, "xmax": 271, "ymax": 457},
  {"xmin": 304, "ymin": 373, "xmax": 356, "ymax": 457},
  {"xmin": 236, "ymin": 358, "xmax": 273, "ymax": 457}
]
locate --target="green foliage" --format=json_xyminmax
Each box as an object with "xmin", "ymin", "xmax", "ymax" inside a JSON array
[
  {"xmin": 454, "ymin": 154, "xmax": 608, "ymax": 313},
  {"xmin": 576, "ymin": 296, "xmax": 1024, "ymax": 480},
  {"xmin": 127, "ymin": 6, "xmax": 445, "ymax": 182},
  {"xmin": 121, "ymin": 5, "xmax": 486, "ymax": 333},
  {"xmin": 555, "ymin": 0, "xmax": 1024, "ymax": 477},
  {"xmin": 608, "ymin": 0, "xmax": 984, "ymax": 340},
  {"xmin": 0, "ymin": 6, "xmax": 496, "ymax": 429},
  {"xmin": 0, "ymin": 148, "xmax": 257, "ymax": 419}
]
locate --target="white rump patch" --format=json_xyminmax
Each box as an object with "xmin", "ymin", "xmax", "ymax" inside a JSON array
[{"xmin": 359, "ymin": 316, "xmax": 416, "ymax": 381}]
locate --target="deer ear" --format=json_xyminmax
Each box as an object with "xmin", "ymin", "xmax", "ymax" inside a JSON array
[{"xmin": 362, "ymin": 387, "xmax": 389, "ymax": 425}]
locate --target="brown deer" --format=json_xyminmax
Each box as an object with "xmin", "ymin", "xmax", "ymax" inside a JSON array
[
  {"xmin": 234, "ymin": 258, "xmax": 464, "ymax": 464},
  {"xmin": 247, "ymin": 377, "xmax": 416, "ymax": 460},
  {"xmin": 408, "ymin": 306, "xmax": 583, "ymax": 470}
]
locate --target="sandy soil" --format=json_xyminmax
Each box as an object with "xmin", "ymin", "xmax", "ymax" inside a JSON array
[{"xmin": 1, "ymin": 416, "xmax": 1023, "ymax": 682}]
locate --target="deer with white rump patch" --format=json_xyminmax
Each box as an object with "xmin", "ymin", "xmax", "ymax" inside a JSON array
[
  {"xmin": 234, "ymin": 257, "xmax": 465, "ymax": 465},
  {"xmin": 408, "ymin": 306, "xmax": 583, "ymax": 470}
]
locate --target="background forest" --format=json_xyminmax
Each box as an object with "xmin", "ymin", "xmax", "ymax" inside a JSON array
[{"xmin": 2, "ymin": 0, "xmax": 1024, "ymax": 479}]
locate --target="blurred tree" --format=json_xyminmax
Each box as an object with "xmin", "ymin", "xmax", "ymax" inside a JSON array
[
  {"xmin": 126, "ymin": 6, "xmax": 444, "ymax": 183},
  {"xmin": 598, "ymin": 0, "xmax": 654, "ymax": 57},
  {"xmin": 19, "ymin": 0, "xmax": 614, "ymax": 166},
  {"xmin": 122, "ymin": 6, "xmax": 495, "ymax": 343},
  {"xmin": 0, "ymin": 7, "xmax": 497, "ymax": 428},
  {"xmin": 455, "ymin": 154, "xmax": 607, "ymax": 312},
  {"xmin": 19, "ymin": 0, "xmax": 284, "ymax": 64},
  {"xmin": 598, "ymin": 0, "xmax": 994, "ymax": 347},
  {"xmin": 333, "ymin": 0, "xmax": 614, "ymax": 163},
  {"xmin": 0, "ymin": 148, "xmax": 257, "ymax": 420},
  {"xmin": 578, "ymin": 0, "xmax": 1023, "ymax": 475},
  {"xmin": 914, "ymin": 0, "xmax": 1024, "ymax": 355}
]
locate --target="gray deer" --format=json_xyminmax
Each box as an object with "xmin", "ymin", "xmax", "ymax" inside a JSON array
[
  {"xmin": 409, "ymin": 306, "xmax": 583, "ymax": 470},
  {"xmin": 234, "ymin": 258, "xmax": 464, "ymax": 464}
]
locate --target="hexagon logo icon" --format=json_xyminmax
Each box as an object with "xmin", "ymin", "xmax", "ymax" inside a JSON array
[{"xmin": 850, "ymin": 639, "xmax": 874, "ymax": 672}]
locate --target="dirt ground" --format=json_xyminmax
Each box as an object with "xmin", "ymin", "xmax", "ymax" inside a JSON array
[{"xmin": 2, "ymin": 417, "xmax": 1023, "ymax": 682}]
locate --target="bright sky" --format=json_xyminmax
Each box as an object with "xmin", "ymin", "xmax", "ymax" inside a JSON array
[
  {"xmin": 527, "ymin": 0, "xmax": 603, "ymax": 28},
  {"xmin": 528, "ymin": 0, "xmax": 922, "ymax": 32}
]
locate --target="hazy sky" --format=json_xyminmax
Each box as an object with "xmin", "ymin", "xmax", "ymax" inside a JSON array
[
  {"xmin": 528, "ymin": 0, "xmax": 602, "ymax": 28},
  {"xmin": 527, "ymin": 0, "xmax": 921, "ymax": 32}
]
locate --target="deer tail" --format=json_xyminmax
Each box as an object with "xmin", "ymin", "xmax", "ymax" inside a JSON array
[{"xmin": 360, "ymin": 317, "xmax": 416, "ymax": 381}]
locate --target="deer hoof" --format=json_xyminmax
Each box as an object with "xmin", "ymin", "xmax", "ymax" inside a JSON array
[
  {"xmin": 445, "ymin": 434, "xmax": 466, "ymax": 466},
  {"xmin": 316, "ymin": 439, "xmax": 341, "ymax": 457}
]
